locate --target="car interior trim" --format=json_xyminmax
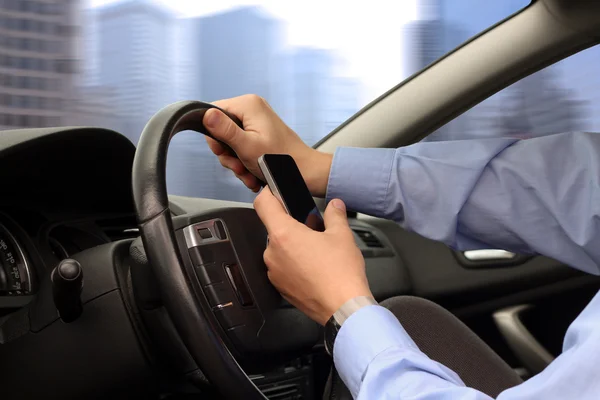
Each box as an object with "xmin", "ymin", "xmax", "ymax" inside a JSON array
[
  {"xmin": 183, "ymin": 219, "xmax": 229, "ymax": 249},
  {"xmin": 493, "ymin": 304, "xmax": 555, "ymax": 375},
  {"xmin": 463, "ymin": 250, "xmax": 517, "ymax": 261}
]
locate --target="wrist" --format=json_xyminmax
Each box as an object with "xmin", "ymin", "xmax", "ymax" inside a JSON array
[
  {"xmin": 331, "ymin": 295, "xmax": 377, "ymax": 324},
  {"xmin": 324, "ymin": 295, "xmax": 378, "ymax": 356},
  {"xmin": 297, "ymin": 149, "xmax": 333, "ymax": 198},
  {"xmin": 321, "ymin": 285, "xmax": 374, "ymax": 325}
]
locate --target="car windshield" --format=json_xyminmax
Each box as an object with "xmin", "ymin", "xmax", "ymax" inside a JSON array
[{"xmin": 0, "ymin": 0, "xmax": 529, "ymax": 202}]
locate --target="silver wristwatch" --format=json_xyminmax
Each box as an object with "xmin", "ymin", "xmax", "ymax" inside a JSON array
[{"xmin": 324, "ymin": 296, "xmax": 378, "ymax": 356}]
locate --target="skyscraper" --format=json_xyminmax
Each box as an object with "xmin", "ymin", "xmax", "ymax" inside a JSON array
[
  {"xmin": 169, "ymin": 7, "xmax": 281, "ymax": 202},
  {"xmin": 403, "ymin": 0, "xmax": 469, "ymax": 140},
  {"xmin": 559, "ymin": 46, "xmax": 599, "ymax": 131},
  {"xmin": 67, "ymin": 85, "xmax": 128, "ymax": 135},
  {"xmin": 403, "ymin": 0, "xmax": 445, "ymax": 77},
  {"xmin": 93, "ymin": 0, "xmax": 176, "ymax": 144},
  {"xmin": 277, "ymin": 47, "xmax": 361, "ymax": 146},
  {"xmin": 188, "ymin": 7, "xmax": 281, "ymax": 104},
  {"xmin": 0, "ymin": 0, "xmax": 78, "ymax": 130},
  {"xmin": 499, "ymin": 68, "xmax": 588, "ymax": 137}
]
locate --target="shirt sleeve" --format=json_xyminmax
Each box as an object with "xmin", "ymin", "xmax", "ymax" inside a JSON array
[
  {"xmin": 335, "ymin": 293, "xmax": 600, "ymax": 400},
  {"xmin": 333, "ymin": 305, "xmax": 493, "ymax": 399},
  {"xmin": 326, "ymin": 132, "xmax": 600, "ymax": 275}
]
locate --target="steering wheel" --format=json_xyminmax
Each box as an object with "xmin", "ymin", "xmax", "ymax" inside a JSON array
[{"xmin": 131, "ymin": 101, "xmax": 320, "ymax": 399}]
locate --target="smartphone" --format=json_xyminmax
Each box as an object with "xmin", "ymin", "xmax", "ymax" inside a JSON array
[{"xmin": 258, "ymin": 154, "xmax": 325, "ymax": 232}]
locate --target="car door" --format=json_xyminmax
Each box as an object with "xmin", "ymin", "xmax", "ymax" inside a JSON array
[{"xmin": 351, "ymin": 42, "xmax": 600, "ymax": 379}]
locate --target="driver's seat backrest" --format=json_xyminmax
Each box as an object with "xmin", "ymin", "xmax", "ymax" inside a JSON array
[{"xmin": 325, "ymin": 296, "xmax": 522, "ymax": 399}]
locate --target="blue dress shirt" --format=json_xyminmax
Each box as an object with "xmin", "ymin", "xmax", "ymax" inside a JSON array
[{"xmin": 325, "ymin": 132, "xmax": 600, "ymax": 399}]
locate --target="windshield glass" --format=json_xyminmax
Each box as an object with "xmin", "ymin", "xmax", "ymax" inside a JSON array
[{"xmin": 0, "ymin": 0, "xmax": 529, "ymax": 202}]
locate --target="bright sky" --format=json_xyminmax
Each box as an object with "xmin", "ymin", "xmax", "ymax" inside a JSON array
[{"xmin": 89, "ymin": 0, "xmax": 418, "ymax": 102}]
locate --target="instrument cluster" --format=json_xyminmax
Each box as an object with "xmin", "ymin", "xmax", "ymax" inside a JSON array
[
  {"xmin": 0, "ymin": 222, "xmax": 32, "ymax": 296},
  {"xmin": 0, "ymin": 213, "xmax": 129, "ymax": 302}
]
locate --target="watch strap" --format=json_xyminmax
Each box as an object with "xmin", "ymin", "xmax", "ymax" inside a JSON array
[{"xmin": 324, "ymin": 296, "xmax": 377, "ymax": 356}]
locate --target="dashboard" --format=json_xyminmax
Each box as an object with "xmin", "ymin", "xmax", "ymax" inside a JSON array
[
  {"xmin": 0, "ymin": 127, "xmax": 138, "ymax": 313},
  {"xmin": 1, "ymin": 126, "xmax": 599, "ymax": 400},
  {"xmin": 0, "ymin": 126, "xmax": 595, "ymax": 318},
  {"xmin": 0, "ymin": 218, "xmax": 32, "ymax": 297},
  {"xmin": 0, "ymin": 210, "xmax": 139, "ymax": 309},
  {"xmin": 0, "ymin": 125, "xmax": 413, "ymax": 320}
]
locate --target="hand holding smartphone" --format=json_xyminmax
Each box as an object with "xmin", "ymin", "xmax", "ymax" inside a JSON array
[{"xmin": 258, "ymin": 154, "xmax": 325, "ymax": 232}]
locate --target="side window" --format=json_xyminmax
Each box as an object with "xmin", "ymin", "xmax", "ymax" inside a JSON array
[{"xmin": 424, "ymin": 45, "xmax": 599, "ymax": 142}]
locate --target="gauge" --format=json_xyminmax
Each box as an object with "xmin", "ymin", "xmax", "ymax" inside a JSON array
[{"xmin": 0, "ymin": 223, "xmax": 31, "ymax": 295}]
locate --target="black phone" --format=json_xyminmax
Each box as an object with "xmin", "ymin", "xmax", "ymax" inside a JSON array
[{"xmin": 258, "ymin": 154, "xmax": 325, "ymax": 232}]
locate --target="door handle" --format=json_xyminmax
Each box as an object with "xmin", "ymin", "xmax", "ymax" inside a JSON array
[
  {"xmin": 463, "ymin": 249, "xmax": 516, "ymax": 261},
  {"xmin": 455, "ymin": 249, "xmax": 530, "ymax": 268},
  {"xmin": 493, "ymin": 304, "xmax": 554, "ymax": 375},
  {"xmin": 463, "ymin": 249, "xmax": 517, "ymax": 261}
]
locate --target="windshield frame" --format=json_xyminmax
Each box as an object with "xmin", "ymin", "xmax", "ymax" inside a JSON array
[{"xmin": 314, "ymin": 1, "xmax": 535, "ymax": 150}]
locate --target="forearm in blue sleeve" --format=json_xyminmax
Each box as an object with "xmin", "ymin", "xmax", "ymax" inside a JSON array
[
  {"xmin": 335, "ymin": 290, "xmax": 600, "ymax": 399},
  {"xmin": 326, "ymin": 132, "xmax": 600, "ymax": 274},
  {"xmin": 334, "ymin": 305, "xmax": 494, "ymax": 399}
]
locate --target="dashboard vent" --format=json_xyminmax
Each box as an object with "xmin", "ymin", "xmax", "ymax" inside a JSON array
[
  {"xmin": 259, "ymin": 381, "xmax": 304, "ymax": 399},
  {"xmin": 251, "ymin": 360, "xmax": 312, "ymax": 399},
  {"xmin": 353, "ymin": 229, "xmax": 384, "ymax": 248},
  {"xmin": 104, "ymin": 227, "xmax": 139, "ymax": 241},
  {"xmin": 96, "ymin": 216, "xmax": 139, "ymax": 242}
]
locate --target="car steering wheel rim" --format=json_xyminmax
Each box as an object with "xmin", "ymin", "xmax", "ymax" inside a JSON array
[{"xmin": 132, "ymin": 100, "xmax": 268, "ymax": 399}]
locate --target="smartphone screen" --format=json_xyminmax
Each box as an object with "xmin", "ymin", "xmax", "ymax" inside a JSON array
[{"xmin": 259, "ymin": 154, "xmax": 325, "ymax": 232}]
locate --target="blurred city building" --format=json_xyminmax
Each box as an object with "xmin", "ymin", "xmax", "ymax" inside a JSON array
[
  {"xmin": 91, "ymin": 0, "xmax": 176, "ymax": 144},
  {"xmin": 169, "ymin": 7, "xmax": 282, "ymax": 202},
  {"xmin": 559, "ymin": 46, "xmax": 600, "ymax": 130},
  {"xmin": 3, "ymin": 0, "xmax": 595, "ymax": 201},
  {"xmin": 168, "ymin": 6, "xmax": 360, "ymax": 201},
  {"xmin": 0, "ymin": 0, "xmax": 78, "ymax": 130},
  {"xmin": 498, "ymin": 68, "xmax": 589, "ymax": 138},
  {"xmin": 276, "ymin": 47, "xmax": 362, "ymax": 147},
  {"xmin": 403, "ymin": 0, "xmax": 471, "ymax": 141},
  {"xmin": 67, "ymin": 85, "xmax": 128, "ymax": 134}
]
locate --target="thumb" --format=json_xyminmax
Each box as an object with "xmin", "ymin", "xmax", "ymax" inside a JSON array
[
  {"xmin": 323, "ymin": 199, "xmax": 351, "ymax": 233},
  {"xmin": 204, "ymin": 108, "xmax": 246, "ymax": 149}
]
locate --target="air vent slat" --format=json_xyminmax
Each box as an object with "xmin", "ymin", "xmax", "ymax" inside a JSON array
[
  {"xmin": 353, "ymin": 229, "xmax": 384, "ymax": 248},
  {"xmin": 260, "ymin": 382, "xmax": 302, "ymax": 399},
  {"xmin": 103, "ymin": 227, "xmax": 139, "ymax": 241},
  {"xmin": 96, "ymin": 216, "xmax": 140, "ymax": 242}
]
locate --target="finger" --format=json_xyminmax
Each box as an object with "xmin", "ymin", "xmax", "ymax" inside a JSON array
[
  {"xmin": 235, "ymin": 171, "xmax": 260, "ymax": 190},
  {"xmin": 263, "ymin": 247, "xmax": 273, "ymax": 271},
  {"xmin": 212, "ymin": 94, "xmax": 268, "ymax": 122},
  {"xmin": 205, "ymin": 136, "xmax": 228, "ymax": 156},
  {"xmin": 323, "ymin": 199, "xmax": 351, "ymax": 233},
  {"xmin": 219, "ymin": 155, "xmax": 247, "ymax": 175},
  {"xmin": 253, "ymin": 187, "xmax": 294, "ymax": 232},
  {"xmin": 203, "ymin": 109, "xmax": 247, "ymax": 149}
]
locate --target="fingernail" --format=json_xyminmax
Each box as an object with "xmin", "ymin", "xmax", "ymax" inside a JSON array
[
  {"xmin": 205, "ymin": 109, "xmax": 220, "ymax": 128},
  {"xmin": 331, "ymin": 199, "xmax": 346, "ymax": 212}
]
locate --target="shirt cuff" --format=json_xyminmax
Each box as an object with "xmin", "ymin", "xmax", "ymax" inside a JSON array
[
  {"xmin": 333, "ymin": 305, "xmax": 419, "ymax": 397},
  {"xmin": 326, "ymin": 147, "xmax": 397, "ymax": 216}
]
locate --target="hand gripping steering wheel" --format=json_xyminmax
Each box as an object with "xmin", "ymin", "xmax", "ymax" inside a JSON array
[{"xmin": 131, "ymin": 101, "xmax": 320, "ymax": 399}]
